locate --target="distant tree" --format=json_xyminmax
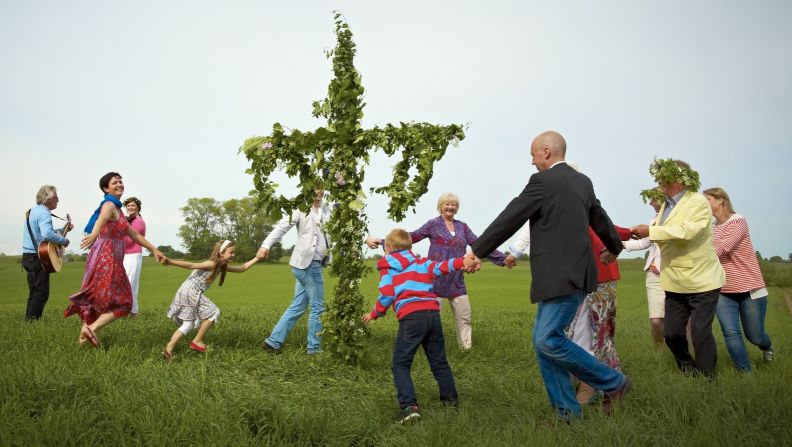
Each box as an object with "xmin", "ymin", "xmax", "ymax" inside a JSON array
[
  {"xmin": 178, "ymin": 198, "xmax": 223, "ymax": 259},
  {"xmin": 156, "ymin": 245, "xmax": 186, "ymax": 259},
  {"xmin": 178, "ymin": 196, "xmax": 279, "ymax": 260},
  {"xmin": 280, "ymin": 245, "xmax": 294, "ymax": 260},
  {"xmin": 788, "ymin": 253, "xmax": 792, "ymax": 263},
  {"xmin": 756, "ymin": 251, "xmax": 764, "ymax": 263},
  {"xmin": 769, "ymin": 255, "xmax": 784, "ymax": 263},
  {"xmin": 220, "ymin": 197, "xmax": 277, "ymax": 261}
]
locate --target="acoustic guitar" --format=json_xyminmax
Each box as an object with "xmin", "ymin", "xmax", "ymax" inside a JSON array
[{"xmin": 38, "ymin": 214, "xmax": 72, "ymax": 273}]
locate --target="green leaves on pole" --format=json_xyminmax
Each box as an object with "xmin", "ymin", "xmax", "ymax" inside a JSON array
[{"xmin": 241, "ymin": 12, "xmax": 465, "ymax": 363}]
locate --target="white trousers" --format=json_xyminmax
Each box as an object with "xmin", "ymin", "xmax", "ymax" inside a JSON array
[
  {"xmin": 123, "ymin": 253, "xmax": 143, "ymax": 314},
  {"xmin": 443, "ymin": 295, "xmax": 473, "ymax": 350}
]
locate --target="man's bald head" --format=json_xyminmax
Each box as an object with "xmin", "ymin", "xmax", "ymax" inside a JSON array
[{"xmin": 530, "ymin": 130, "xmax": 567, "ymax": 171}]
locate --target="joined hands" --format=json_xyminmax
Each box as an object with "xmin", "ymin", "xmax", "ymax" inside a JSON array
[
  {"xmin": 463, "ymin": 253, "xmax": 481, "ymax": 273},
  {"xmin": 630, "ymin": 224, "xmax": 650, "ymax": 239}
]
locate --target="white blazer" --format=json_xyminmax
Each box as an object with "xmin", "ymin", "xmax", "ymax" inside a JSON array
[{"xmin": 261, "ymin": 203, "xmax": 331, "ymax": 269}]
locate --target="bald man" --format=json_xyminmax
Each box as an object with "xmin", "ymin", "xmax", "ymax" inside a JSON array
[{"xmin": 468, "ymin": 131, "xmax": 630, "ymax": 420}]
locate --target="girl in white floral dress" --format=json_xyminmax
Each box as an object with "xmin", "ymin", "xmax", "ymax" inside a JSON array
[{"xmin": 161, "ymin": 240, "xmax": 261, "ymax": 360}]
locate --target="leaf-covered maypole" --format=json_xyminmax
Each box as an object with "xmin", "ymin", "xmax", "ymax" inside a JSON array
[{"xmin": 241, "ymin": 13, "xmax": 465, "ymax": 362}]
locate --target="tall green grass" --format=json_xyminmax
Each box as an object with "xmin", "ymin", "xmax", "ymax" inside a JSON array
[{"xmin": 1, "ymin": 256, "xmax": 790, "ymax": 446}]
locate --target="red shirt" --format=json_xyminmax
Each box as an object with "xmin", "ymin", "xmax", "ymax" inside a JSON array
[{"xmin": 589, "ymin": 225, "xmax": 632, "ymax": 283}]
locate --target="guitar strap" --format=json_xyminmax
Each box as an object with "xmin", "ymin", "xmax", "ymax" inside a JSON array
[
  {"xmin": 25, "ymin": 209, "xmax": 37, "ymax": 248},
  {"xmin": 25, "ymin": 209, "xmax": 45, "ymax": 268}
]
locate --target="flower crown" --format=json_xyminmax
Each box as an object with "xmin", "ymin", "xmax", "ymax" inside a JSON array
[
  {"xmin": 639, "ymin": 187, "xmax": 666, "ymax": 204},
  {"xmin": 648, "ymin": 157, "xmax": 700, "ymax": 192}
]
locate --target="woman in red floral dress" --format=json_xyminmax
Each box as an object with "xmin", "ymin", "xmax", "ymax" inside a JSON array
[{"xmin": 65, "ymin": 172, "xmax": 164, "ymax": 346}]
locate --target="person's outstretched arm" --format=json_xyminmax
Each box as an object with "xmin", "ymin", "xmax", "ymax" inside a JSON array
[
  {"xmin": 164, "ymin": 259, "xmax": 215, "ymax": 271},
  {"xmin": 226, "ymin": 256, "xmax": 262, "ymax": 273}
]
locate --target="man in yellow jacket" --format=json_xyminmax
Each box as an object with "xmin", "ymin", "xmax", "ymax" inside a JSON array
[{"xmin": 632, "ymin": 159, "xmax": 725, "ymax": 377}]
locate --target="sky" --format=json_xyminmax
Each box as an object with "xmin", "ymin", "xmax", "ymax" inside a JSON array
[{"xmin": 2, "ymin": 1, "xmax": 791, "ymax": 259}]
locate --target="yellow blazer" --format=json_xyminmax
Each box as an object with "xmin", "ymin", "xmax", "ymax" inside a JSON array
[{"xmin": 649, "ymin": 191, "xmax": 725, "ymax": 293}]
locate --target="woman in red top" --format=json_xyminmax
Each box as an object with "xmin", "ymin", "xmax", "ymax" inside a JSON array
[
  {"xmin": 704, "ymin": 187, "xmax": 774, "ymax": 372},
  {"xmin": 65, "ymin": 172, "xmax": 164, "ymax": 347}
]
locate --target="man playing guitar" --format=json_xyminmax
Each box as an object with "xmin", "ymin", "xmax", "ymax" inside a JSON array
[{"xmin": 22, "ymin": 185, "xmax": 73, "ymax": 320}]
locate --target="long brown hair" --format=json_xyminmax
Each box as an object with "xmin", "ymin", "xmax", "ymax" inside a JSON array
[
  {"xmin": 206, "ymin": 240, "xmax": 233, "ymax": 286},
  {"xmin": 702, "ymin": 187, "xmax": 736, "ymax": 214}
]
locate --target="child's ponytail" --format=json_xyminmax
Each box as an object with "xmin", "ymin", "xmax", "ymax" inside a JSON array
[{"xmin": 207, "ymin": 240, "xmax": 232, "ymax": 286}]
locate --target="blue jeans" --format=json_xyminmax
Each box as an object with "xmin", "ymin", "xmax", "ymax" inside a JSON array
[
  {"xmin": 392, "ymin": 310, "xmax": 458, "ymax": 407},
  {"xmin": 265, "ymin": 261, "xmax": 325, "ymax": 353},
  {"xmin": 716, "ymin": 293, "xmax": 772, "ymax": 372},
  {"xmin": 533, "ymin": 292, "xmax": 626, "ymax": 418}
]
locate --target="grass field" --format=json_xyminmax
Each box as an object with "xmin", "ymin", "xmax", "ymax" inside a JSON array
[{"xmin": 1, "ymin": 255, "xmax": 791, "ymax": 446}]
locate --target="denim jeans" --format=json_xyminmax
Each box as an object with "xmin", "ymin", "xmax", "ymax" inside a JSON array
[
  {"xmin": 265, "ymin": 261, "xmax": 325, "ymax": 353},
  {"xmin": 392, "ymin": 310, "xmax": 458, "ymax": 407},
  {"xmin": 716, "ymin": 293, "xmax": 772, "ymax": 372},
  {"xmin": 533, "ymin": 292, "xmax": 626, "ymax": 418}
]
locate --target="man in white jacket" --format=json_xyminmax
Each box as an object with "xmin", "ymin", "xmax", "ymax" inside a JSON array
[{"xmin": 258, "ymin": 189, "xmax": 330, "ymax": 354}]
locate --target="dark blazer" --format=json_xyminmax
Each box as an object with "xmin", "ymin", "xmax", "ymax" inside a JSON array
[{"xmin": 471, "ymin": 162, "xmax": 623, "ymax": 303}]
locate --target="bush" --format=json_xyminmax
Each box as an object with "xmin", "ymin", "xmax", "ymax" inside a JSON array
[{"xmin": 760, "ymin": 261, "xmax": 792, "ymax": 288}]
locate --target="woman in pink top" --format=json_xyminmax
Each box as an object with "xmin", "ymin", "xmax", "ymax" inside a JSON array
[
  {"xmin": 123, "ymin": 197, "xmax": 146, "ymax": 315},
  {"xmin": 704, "ymin": 187, "xmax": 774, "ymax": 372}
]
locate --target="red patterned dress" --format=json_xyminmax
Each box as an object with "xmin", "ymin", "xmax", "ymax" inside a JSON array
[{"xmin": 64, "ymin": 211, "xmax": 132, "ymax": 324}]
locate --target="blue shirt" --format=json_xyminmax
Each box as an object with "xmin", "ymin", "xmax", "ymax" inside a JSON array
[
  {"xmin": 22, "ymin": 204, "xmax": 68, "ymax": 253},
  {"xmin": 660, "ymin": 189, "xmax": 687, "ymax": 225}
]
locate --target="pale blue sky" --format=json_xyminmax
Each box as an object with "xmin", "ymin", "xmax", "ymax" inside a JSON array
[{"xmin": 2, "ymin": 1, "xmax": 790, "ymax": 258}]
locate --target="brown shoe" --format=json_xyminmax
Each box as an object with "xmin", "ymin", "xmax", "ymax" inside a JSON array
[
  {"xmin": 576, "ymin": 381, "xmax": 596, "ymax": 405},
  {"xmin": 602, "ymin": 377, "xmax": 632, "ymax": 415}
]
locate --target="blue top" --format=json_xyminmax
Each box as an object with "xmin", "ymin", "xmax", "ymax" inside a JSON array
[{"xmin": 22, "ymin": 204, "xmax": 68, "ymax": 253}]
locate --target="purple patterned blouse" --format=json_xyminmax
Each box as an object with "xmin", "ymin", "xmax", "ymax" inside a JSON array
[{"xmin": 410, "ymin": 216, "xmax": 506, "ymax": 298}]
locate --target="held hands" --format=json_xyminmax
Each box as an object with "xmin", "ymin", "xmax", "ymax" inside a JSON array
[
  {"xmin": 503, "ymin": 254, "xmax": 517, "ymax": 269},
  {"xmin": 256, "ymin": 247, "xmax": 269, "ymax": 260},
  {"xmin": 160, "ymin": 256, "xmax": 171, "ymax": 266},
  {"xmin": 463, "ymin": 253, "xmax": 481, "ymax": 273},
  {"xmin": 153, "ymin": 249, "xmax": 166, "ymax": 263},
  {"xmin": 365, "ymin": 237, "xmax": 380, "ymax": 249},
  {"xmin": 631, "ymin": 224, "xmax": 649, "ymax": 239}
]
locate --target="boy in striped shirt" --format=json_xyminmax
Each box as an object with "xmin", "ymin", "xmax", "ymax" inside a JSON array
[{"xmin": 363, "ymin": 228, "xmax": 475, "ymax": 423}]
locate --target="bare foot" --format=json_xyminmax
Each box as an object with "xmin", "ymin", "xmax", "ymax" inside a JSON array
[{"xmin": 80, "ymin": 326, "xmax": 101, "ymax": 348}]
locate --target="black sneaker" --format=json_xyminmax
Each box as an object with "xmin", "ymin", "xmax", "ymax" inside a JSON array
[
  {"xmin": 261, "ymin": 342, "xmax": 281, "ymax": 354},
  {"xmin": 399, "ymin": 404, "xmax": 421, "ymax": 423},
  {"xmin": 764, "ymin": 347, "xmax": 775, "ymax": 362}
]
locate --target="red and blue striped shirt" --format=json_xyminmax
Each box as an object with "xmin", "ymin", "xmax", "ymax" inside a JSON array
[{"xmin": 369, "ymin": 250, "xmax": 465, "ymax": 321}]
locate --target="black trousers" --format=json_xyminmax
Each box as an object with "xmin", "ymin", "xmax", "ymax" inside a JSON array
[
  {"xmin": 22, "ymin": 253, "xmax": 50, "ymax": 320},
  {"xmin": 664, "ymin": 288, "xmax": 720, "ymax": 377}
]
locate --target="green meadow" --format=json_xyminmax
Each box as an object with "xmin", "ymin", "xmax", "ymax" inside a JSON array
[{"xmin": 1, "ymin": 255, "xmax": 790, "ymax": 446}]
